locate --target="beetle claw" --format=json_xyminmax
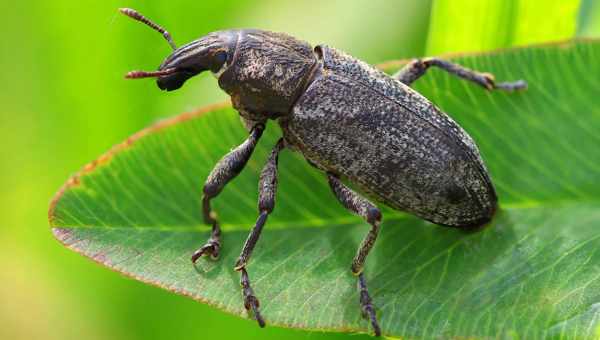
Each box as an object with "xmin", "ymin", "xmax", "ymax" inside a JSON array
[
  {"xmin": 191, "ymin": 240, "xmax": 220, "ymax": 263},
  {"xmin": 495, "ymin": 79, "xmax": 528, "ymax": 91}
]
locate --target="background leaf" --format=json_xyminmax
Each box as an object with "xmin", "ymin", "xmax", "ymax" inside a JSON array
[
  {"xmin": 426, "ymin": 0, "xmax": 581, "ymax": 55},
  {"xmin": 50, "ymin": 40, "xmax": 600, "ymax": 338},
  {"xmin": 578, "ymin": 0, "xmax": 600, "ymax": 37}
]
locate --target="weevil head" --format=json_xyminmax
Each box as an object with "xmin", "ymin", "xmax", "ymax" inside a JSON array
[
  {"xmin": 122, "ymin": 7, "xmax": 317, "ymax": 119},
  {"xmin": 156, "ymin": 31, "xmax": 237, "ymax": 91},
  {"xmin": 156, "ymin": 29, "xmax": 319, "ymax": 119}
]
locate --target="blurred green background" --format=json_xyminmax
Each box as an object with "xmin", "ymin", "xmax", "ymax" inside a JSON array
[{"xmin": 1, "ymin": 1, "xmax": 598, "ymax": 339}]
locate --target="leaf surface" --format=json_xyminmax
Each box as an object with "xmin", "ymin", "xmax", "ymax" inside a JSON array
[{"xmin": 50, "ymin": 40, "xmax": 600, "ymax": 339}]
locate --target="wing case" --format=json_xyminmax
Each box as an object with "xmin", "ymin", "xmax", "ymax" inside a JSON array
[{"xmin": 280, "ymin": 46, "xmax": 496, "ymax": 227}]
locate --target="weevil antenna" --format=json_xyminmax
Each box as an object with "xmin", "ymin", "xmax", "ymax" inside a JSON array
[
  {"xmin": 119, "ymin": 8, "xmax": 177, "ymax": 50},
  {"xmin": 125, "ymin": 68, "xmax": 177, "ymax": 79}
]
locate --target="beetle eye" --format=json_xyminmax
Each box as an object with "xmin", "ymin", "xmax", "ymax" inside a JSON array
[
  {"xmin": 210, "ymin": 51, "xmax": 228, "ymax": 73},
  {"xmin": 215, "ymin": 51, "xmax": 227, "ymax": 64}
]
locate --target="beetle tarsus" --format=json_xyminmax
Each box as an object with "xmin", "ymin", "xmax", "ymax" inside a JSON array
[
  {"xmin": 240, "ymin": 267, "xmax": 266, "ymax": 327},
  {"xmin": 494, "ymin": 79, "xmax": 528, "ymax": 91},
  {"xmin": 358, "ymin": 273, "xmax": 381, "ymax": 336},
  {"xmin": 191, "ymin": 237, "xmax": 220, "ymax": 263}
]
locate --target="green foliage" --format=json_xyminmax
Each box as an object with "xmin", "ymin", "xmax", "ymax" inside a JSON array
[
  {"xmin": 426, "ymin": 0, "xmax": 581, "ymax": 55},
  {"xmin": 579, "ymin": 0, "xmax": 600, "ymax": 37},
  {"xmin": 50, "ymin": 40, "xmax": 600, "ymax": 338}
]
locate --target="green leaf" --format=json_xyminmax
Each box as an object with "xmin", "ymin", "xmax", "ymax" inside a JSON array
[
  {"xmin": 578, "ymin": 0, "xmax": 600, "ymax": 37},
  {"xmin": 50, "ymin": 40, "xmax": 600, "ymax": 338},
  {"xmin": 426, "ymin": 0, "xmax": 582, "ymax": 55}
]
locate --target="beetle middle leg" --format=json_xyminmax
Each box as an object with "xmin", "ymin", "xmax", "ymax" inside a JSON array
[
  {"xmin": 234, "ymin": 138, "xmax": 284, "ymax": 327},
  {"xmin": 393, "ymin": 57, "xmax": 527, "ymax": 91},
  {"xmin": 191, "ymin": 124, "xmax": 265, "ymax": 263},
  {"xmin": 327, "ymin": 174, "xmax": 382, "ymax": 336}
]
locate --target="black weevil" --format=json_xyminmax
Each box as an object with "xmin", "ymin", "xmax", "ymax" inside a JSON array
[{"xmin": 120, "ymin": 8, "xmax": 526, "ymax": 336}]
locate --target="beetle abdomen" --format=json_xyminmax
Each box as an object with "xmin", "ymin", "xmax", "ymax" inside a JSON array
[{"xmin": 281, "ymin": 46, "xmax": 497, "ymax": 228}]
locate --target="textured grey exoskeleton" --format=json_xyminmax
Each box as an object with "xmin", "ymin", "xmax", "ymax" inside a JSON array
[{"xmin": 121, "ymin": 8, "xmax": 526, "ymax": 337}]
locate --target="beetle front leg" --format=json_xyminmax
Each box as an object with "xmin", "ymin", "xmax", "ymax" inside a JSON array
[
  {"xmin": 327, "ymin": 174, "xmax": 382, "ymax": 337},
  {"xmin": 234, "ymin": 138, "xmax": 284, "ymax": 327},
  {"xmin": 191, "ymin": 124, "xmax": 265, "ymax": 263},
  {"xmin": 393, "ymin": 57, "xmax": 527, "ymax": 91}
]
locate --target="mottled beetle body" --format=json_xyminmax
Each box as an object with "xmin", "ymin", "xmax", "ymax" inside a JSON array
[
  {"xmin": 282, "ymin": 45, "xmax": 497, "ymax": 227},
  {"xmin": 160, "ymin": 29, "xmax": 497, "ymax": 227},
  {"xmin": 121, "ymin": 9, "xmax": 525, "ymax": 336}
]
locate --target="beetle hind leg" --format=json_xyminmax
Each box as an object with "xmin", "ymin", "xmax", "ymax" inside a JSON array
[
  {"xmin": 393, "ymin": 57, "xmax": 527, "ymax": 91},
  {"xmin": 327, "ymin": 174, "xmax": 382, "ymax": 336}
]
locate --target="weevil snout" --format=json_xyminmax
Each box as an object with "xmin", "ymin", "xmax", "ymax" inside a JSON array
[
  {"xmin": 156, "ymin": 33, "xmax": 235, "ymax": 91},
  {"xmin": 120, "ymin": 8, "xmax": 235, "ymax": 91}
]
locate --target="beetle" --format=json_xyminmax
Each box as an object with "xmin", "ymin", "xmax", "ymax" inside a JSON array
[{"xmin": 120, "ymin": 8, "xmax": 526, "ymax": 336}]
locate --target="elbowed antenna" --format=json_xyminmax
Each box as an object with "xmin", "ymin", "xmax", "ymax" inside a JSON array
[
  {"xmin": 124, "ymin": 68, "xmax": 177, "ymax": 79},
  {"xmin": 119, "ymin": 8, "xmax": 177, "ymax": 50},
  {"xmin": 120, "ymin": 8, "xmax": 179, "ymax": 80}
]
